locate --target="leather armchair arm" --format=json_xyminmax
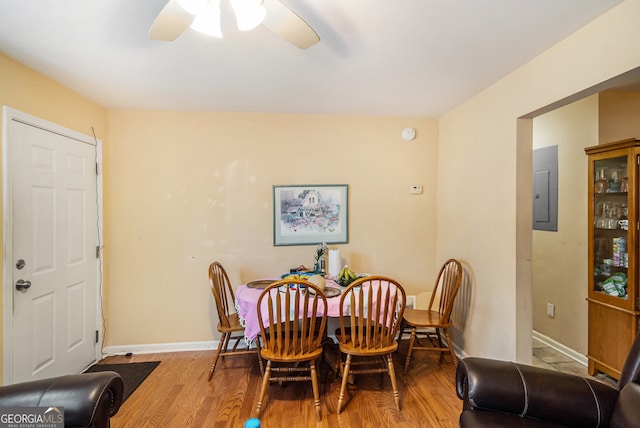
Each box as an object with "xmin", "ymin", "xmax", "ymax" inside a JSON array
[
  {"xmin": 456, "ymin": 357, "xmax": 619, "ymax": 428},
  {"xmin": 0, "ymin": 371, "xmax": 123, "ymax": 428}
]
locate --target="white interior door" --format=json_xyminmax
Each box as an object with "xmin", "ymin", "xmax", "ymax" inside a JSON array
[{"xmin": 3, "ymin": 108, "xmax": 101, "ymax": 384}]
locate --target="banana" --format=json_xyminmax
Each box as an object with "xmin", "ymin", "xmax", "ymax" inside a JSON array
[
  {"xmin": 336, "ymin": 265, "xmax": 360, "ymax": 285},
  {"xmin": 340, "ymin": 266, "xmax": 350, "ymax": 280}
]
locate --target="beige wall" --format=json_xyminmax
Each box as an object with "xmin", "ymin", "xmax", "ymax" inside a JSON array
[
  {"xmin": 3, "ymin": 0, "xmax": 640, "ymax": 372},
  {"xmin": 0, "ymin": 55, "xmax": 107, "ymax": 135},
  {"xmin": 0, "ymin": 49, "xmax": 438, "ymax": 368},
  {"xmin": 599, "ymin": 90, "xmax": 640, "ymax": 144},
  {"xmin": 439, "ymin": 0, "xmax": 640, "ymax": 361},
  {"xmin": 532, "ymin": 95, "xmax": 597, "ymax": 355},
  {"xmin": 104, "ymin": 110, "xmax": 438, "ymax": 346},
  {"xmin": 0, "ymin": 53, "xmax": 107, "ymax": 380}
]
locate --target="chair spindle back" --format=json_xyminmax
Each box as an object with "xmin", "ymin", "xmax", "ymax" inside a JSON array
[
  {"xmin": 428, "ymin": 259, "xmax": 463, "ymax": 325},
  {"xmin": 257, "ymin": 279, "xmax": 328, "ymax": 358},
  {"xmin": 208, "ymin": 262, "xmax": 236, "ymax": 329},
  {"xmin": 339, "ymin": 276, "xmax": 406, "ymax": 351}
]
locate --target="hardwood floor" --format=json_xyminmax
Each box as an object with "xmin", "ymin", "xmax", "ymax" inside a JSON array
[{"xmin": 104, "ymin": 341, "xmax": 461, "ymax": 428}]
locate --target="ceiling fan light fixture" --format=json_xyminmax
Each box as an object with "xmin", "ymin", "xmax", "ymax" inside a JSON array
[
  {"xmin": 149, "ymin": 0, "xmax": 319, "ymax": 47},
  {"xmin": 176, "ymin": 0, "xmax": 207, "ymax": 15},
  {"xmin": 190, "ymin": 0, "xmax": 223, "ymax": 38},
  {"xmin": 230, "ymin": 0, "xmax": 266, "ymax": 31}
]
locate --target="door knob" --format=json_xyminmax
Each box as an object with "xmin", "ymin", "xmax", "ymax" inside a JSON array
[{"xmin": 15, "ymin": 279, "xmax": 31, "ymax": 291}]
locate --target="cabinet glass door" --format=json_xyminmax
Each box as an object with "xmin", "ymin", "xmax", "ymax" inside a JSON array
[{"xmin": 592, "ymin": 156, "xmax": 629, "ymax": 299}]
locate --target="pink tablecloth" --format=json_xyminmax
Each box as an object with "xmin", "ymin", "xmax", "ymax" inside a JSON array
[
  {"xmin": 235, "ymin": 277, "xmax": 400, "ymax": 342},
  {"xmin": 235, "ymin": 278, "xmax": 344, "ymax": 341}
]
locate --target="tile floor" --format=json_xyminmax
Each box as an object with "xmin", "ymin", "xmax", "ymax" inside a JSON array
[{"xmin": 532, "ymin": 337, "xmax": 617, "ymax": 387}]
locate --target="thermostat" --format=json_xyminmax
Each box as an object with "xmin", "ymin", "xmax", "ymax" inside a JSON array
[{"xmin": 409, "ymin": 185, "xmax": 423, "ymax": 194}]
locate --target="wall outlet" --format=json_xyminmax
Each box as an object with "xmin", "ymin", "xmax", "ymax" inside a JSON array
[
  {"xmin": 546, "ymin": 303, "xmax": 555, "ymax": 318},
  {"xmin": 409, "ymin": 185, "xmax": 423, "ymax": 194}
]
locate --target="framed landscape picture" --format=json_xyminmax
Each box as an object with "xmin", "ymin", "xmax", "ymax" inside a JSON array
[{"xmin": 273, "ymin": 184, "xmax": 348, "ymax": 246}]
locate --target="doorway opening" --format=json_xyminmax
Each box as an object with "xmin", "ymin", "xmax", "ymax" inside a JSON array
[{"xmin": 517, "ymin": 66, "xmax": 640, "ymax": 377}]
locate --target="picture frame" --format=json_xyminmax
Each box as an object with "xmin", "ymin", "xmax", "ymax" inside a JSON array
[{"xmin": 273, "ymin": 184, "xmax": 348, "ymax": 246}]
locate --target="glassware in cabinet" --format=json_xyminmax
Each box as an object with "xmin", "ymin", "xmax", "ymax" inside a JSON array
[{"xmin": 585, "ymin": 138, "xmax": 640, "ymax": 380}]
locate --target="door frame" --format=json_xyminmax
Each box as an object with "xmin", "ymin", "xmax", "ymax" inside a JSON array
[{"xmin": 2, "ymin": 106, "xmax": 104, "ymax": 384}]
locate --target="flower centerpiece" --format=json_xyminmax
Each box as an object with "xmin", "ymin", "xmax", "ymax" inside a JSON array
[{"xmin": 313, "ymin": 242, "xmax": 327, "ymax": 273}]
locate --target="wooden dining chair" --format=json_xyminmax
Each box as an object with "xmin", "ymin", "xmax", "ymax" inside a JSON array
[
  {"xmin": 400, "ymin": 258, "xmax": 462, "ymax": 373},
  {"xmin": 254, "ymin": 279, "xmax": 328, "ymax": 421},
  {"xmin": 207, "ymin": 262, "xmax": 262, "ymax": 381},
  {"xmin": 334, "ymin": 276, "xmax": 406, "ymax": 414}
]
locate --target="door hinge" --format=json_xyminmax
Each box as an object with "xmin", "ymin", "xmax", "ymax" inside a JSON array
[
  {"xmin": 96, "ymin": 246, "xmax": 100, "ymax": 258},
  {"xmin": 95, "ymin": 330, "xmax": 99, "ymax": 344},
  {"xmin": 95, "ymin": 162, "xmax": 99, "ymax": 175}
]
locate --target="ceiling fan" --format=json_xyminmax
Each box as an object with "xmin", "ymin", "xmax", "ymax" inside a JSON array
[{"xmin": 148, "ymin": 0, "xmax": 320, "ymax": 49}]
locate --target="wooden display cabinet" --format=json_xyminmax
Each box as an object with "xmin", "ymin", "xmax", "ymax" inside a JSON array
[{"xmin": 585, "ymin": 138, "xmax": 640, "ymax": 379}]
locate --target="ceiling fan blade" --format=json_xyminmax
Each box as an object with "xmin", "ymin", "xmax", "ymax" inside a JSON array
[
  {"xmin": 148, "ymin": 0, "xmax": 194, "ymax": 41},
  {"xmin": 261, "ymin": 0, "xmax": 320, "ymax": 49}
]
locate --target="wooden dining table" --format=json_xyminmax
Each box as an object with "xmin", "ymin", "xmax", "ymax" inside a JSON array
[
  {"xmin": 235, "ymin": 277, "xmax": 345, "ymax": 342},
  {"xmin": 235, "ymin": 275, "xmax": 401, "ymax": 345}
]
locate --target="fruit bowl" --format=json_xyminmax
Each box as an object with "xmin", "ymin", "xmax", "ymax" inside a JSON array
[
  {"xmin": 335, "ymin": 276, "xmax": 355, "ymax": 287},
  {"xmin": 335, "ymin": 273, "xmax": 370, "ymax": 287},
  {"xmin": 335, "ymin": 266, "xmax": 368, "ymax": 287}
]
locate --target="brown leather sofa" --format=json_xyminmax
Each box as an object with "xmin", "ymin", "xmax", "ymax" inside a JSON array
[
  {"xmin": 0, "ymin": 371, "xmax": 123, "ymax": 428},
  {"xmin": 456, "ymin": 332, "xmax": 640, "ymax": 428}
]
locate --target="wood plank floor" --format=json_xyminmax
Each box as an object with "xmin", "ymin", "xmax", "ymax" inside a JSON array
[{"xmin": 103, "ymin": 341, "xmax": 461, "ymax": 428}]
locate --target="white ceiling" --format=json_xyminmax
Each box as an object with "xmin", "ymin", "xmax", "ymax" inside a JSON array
[{"xmin": 0, "ymin": 0, "xmax": 624, "ymax": 117}]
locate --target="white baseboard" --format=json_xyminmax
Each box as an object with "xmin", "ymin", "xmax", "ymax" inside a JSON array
[
  {"xmin": 453, "ymin": 342, "xmax": 467, "ymax": 360},
  {"xmin": 532, "ymin": 330, "xmax": 587, "ymax": 366},
  {"xmin": 102, "ymin": 334, "xmax": 472, "ymax": 363},
  {"xmin": 102, "ymin": 340, "xmax": 217, "ymax": 357},
  {"xmin": 103, "ymin": 298, "xmax": 419, "ymax": 358}
]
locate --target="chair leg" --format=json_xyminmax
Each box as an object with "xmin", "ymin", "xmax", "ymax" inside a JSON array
[
  {"xmin": 444, "ymin": 329, "xmax": 458, "ymax": 363},
  {"xmin": 255, "ymin": 361, "xmax": 272, "ymax": 418},
  {"xmin": 222, "ymin": 331, "xmax": 233, "ymax": 351},
  {"xmin": 310, "ymin": 360, "xmax": 322, "ymax": 421},
  {"xmin": 435, "ymin": 328, "xmax": 450, "ymax": 362},
  {"xmin": 255, "ymin": 339, "xmax": 264, "ymax": 376},
  {"xmin": 403, "ymin": 327, "xmax": 417, "ymax": 374},
  {"xmin": 386, "ymin": 353, "xmax": 401, "ymax": 411},
  {"xmin": 334, "ymin": 350, "xmax": 342, "ymax": 379},
  {"xmin": 435, "ymin": 328, "xmax": 444, "ymax": 348},
  {"xmin": 397, "ymin": 319, "xmax": 406, "ymax": 342},
  {"xmin": 208, "ymin": 332, "xmax": 228, "ymax": 381},
  {"xmin": 336, "ymin": 354, "xmax": 352, "ymax": 414}
]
